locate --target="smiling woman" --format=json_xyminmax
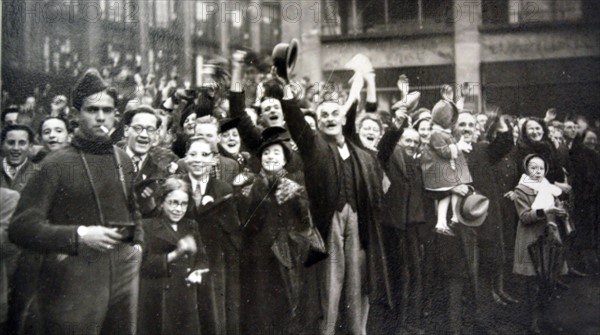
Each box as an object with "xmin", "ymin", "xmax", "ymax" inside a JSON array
[
  {"xmin": 515, "ymin": 117, "xmax": 565, "ymax": 185},
  {"xmin": 357, "ymin": 114, "xmax": 383, "ymax": 151}
]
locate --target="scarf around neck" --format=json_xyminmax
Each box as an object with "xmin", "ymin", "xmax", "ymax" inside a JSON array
[
  {"xmin": 71, "ymin": 130, "xmax": 114, "ymax": 154},
  {"xmin": 518, "ymin": 173, "xmax": 562, "ymax": 210}
]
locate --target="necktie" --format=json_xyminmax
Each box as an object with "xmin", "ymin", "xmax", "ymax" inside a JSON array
[
  {"xmin": 192, "ymin": 182, "xmax": 203, "ymax": 207},
  {"xmin": 131, "ymin": 155, "xmax": 142, "ymax": 173}
]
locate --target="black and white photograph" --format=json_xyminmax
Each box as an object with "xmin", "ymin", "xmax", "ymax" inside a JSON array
[{"xmin": 1, "ymin": 1, "xmax": 599, "ymax": 334}]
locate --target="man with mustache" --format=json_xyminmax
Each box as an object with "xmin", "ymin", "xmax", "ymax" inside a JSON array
[
  {"xmin": 451, "ymin": 111, "xmax": 517, "ymax": 329},
  {"xmin": 0, "ymin": 125, "xmax": 39, "ymax": 193},
  {"xmin": 281, "ymin": 84, "xmax": 389, "ymax": 334},
  {"xmin": 8, "ymin": 69, "xmax": 143, "ymax": 335}
]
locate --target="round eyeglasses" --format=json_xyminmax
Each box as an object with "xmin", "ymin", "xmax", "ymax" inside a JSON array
[
  {"xmin": 165, "ymin": 200, "xmax": 188, "ymax": 209},
  {"xmin": 130, "ymin": 125, "xmax": 157, "ymax": 135}
]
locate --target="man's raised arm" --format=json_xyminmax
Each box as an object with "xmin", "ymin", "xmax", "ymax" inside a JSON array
[{"xmin": 229, "ymin": 52, "xmax": 263, "ymax": 154}]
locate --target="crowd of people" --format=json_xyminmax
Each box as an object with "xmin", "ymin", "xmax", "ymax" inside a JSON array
[{"xmin": 0, "ymin": 49, "xmax": 599, "ymax": 335}]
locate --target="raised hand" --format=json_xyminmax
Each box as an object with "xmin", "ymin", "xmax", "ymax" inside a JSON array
[
  {"xmin": 232, "ymin": 50, "xmax": 247, "ymax": 64},
  {"xmin": 457, "ymin": 136, "xmax": 472, "ymax": 153},
  {"xmin": 186, "ymin": 269, "xmax": 209, "ymax": 284},
  {"xmin": 544, "ymin": 109, "xmax": 557, "ymax": 123},
  {"xmin": 177, "ymin": 235, "xmax": 198, "ymax": 255}
]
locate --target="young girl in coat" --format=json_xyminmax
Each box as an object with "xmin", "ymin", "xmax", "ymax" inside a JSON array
[
  {"xmin": 512, "ymin": 154, "xmax": 567, "ymax": 333},
  {"xmin": 138, "ymin": 176, "xmax": 208, "ymax": 335},
  {"xmin": 421, "ymin": 99, "xmax": 472, "ymax": 235}
]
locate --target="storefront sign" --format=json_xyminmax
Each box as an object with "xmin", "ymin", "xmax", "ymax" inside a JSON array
[
  {"xmin": 322, "ymin": 36, "xmax": 454, "ymax": 71},
  {"xmin": 482, "ymin": 30, "xmax": 600, "ymax": 62}
]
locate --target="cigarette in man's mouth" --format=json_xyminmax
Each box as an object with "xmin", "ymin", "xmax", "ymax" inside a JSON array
[{"xmin": 100, "ymin": 126, "xmax": 109, "ymax": 134}]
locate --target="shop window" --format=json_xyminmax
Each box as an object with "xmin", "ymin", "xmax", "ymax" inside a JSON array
[
  {"xmin": 195, "ymin": 1, "xmax": 218, "ymax": 40},
  {"xmin": 96, "ymin": 0, "xmax": 138, "ymax": 23},
  {"xmin": 260, "ymin": 2, "xmax": 282, "ymax": 54},
  {"xmin": 226, "ymin": 0, "xmax": 249, "ymax": 47},
  {"xmin": 152, "ymin": 0, "xmax": 177, "ymax": 28},
  {"xmin": 482, "ymin": 0, "xmax": 584, "ymax": 25},
  {"xmin": 321, "ymin": 0, "xmax": 451, "ymax": 37}
]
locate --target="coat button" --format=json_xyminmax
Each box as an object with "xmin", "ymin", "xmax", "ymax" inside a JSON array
[{"xmin": 165, "ymin": 284, "xmax": 170, "ymax": 289}]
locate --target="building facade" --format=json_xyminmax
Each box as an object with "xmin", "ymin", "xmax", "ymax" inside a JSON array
[
  {"xmin": 315, "ymin": 0, "xmax": 600, "ymax": 118},
  {"xmin": 2, "ymin": 0, "xmax": 599, "ymax": 119},
  {"xmin": 2, "ymin": 0, "xmax": 287, "ymax": 102}
]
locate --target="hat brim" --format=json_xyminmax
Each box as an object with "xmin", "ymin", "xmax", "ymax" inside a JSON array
[{"xmin": 454, "ymin": 195, "xmax": 488, "ymax": 227}]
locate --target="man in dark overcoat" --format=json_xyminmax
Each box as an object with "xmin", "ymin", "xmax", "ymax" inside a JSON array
[
  {"xmin": 282, "ymin": 92, "xmax": 388, "ymax": 335},
  {"xmin": 378, "ymin": 127, "xmax": 427, "ymax": 332},
  {"xmin": 8, "ymin": 69, "xmax": 144, "ymax": 335}
]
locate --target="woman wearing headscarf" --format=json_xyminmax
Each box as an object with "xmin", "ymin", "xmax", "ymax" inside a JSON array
[{"xmin": 514, "ymin": 118, "xmax": 570, "ymax": 192}]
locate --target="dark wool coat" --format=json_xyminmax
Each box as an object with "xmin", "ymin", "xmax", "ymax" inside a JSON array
[
  {"xmin": 7, "ymin": 137, "xmax": 143, "ymax": 333},
  {"xmin": 238, "ymin": 173, "xmax": 320, "ymax": 334},
  {"xmin": 281, "ymin": 98, "xmax": 392, "ymax": 307},
  {"xmin": 138, "ymin": 217, "xmax": 208, "ymax": 335},
  {"xmin": 463, "ymin": 131, "xmax": 514, "ymax": 242},
  {"xmin": 569, "ymin": 134, "xmax": 600, "ymax": 250},
  {"xmin": 184, "ymin": 175, "xmax": 241, "ymax": 335},
  {"xmin": 117, "ymin": 143, "xmax": 170, "ymax": 218},
  {"xmin": 491, "ymin": 145, "xmax": 521, "ymax": 255},
  {"xmin": 8, "ymin": 141, "xmax": 143, "ymax": 254},
  {"xmin": 377, "ymin": 125, "xmax": 426, "ymax": 230}
]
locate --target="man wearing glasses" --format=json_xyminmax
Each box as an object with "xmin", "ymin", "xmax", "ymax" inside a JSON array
[
  {"xmin": 8, "ymin": 69, "xmax": 143, "ymax": 335},
  {"xmin": 120, "ymin": 106, "xmax": 169, "ymax": 217}
]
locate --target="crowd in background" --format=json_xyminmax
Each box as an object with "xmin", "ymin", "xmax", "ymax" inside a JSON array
[{"xmin": 0, "ymin": 50, "xmax": 599, "ymax": 335}]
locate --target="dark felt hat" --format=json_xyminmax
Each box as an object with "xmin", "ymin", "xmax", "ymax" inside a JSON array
[
  {"xmin": 72, "ymin": 68, "xmax": 109, "ymax": 110},
  {"xmin": 257, "ymin": 126, "xmax": 292, "ymax": 163},
  {"xmin": 454, "ymin": 186, "xmax": 490, "ymax": 227},
  {"xmin": 179, "ymin": 103, "xmax": 197, "ymax": 128},
  {"xmin": 219, "ymin": 117, "xmax": 240, "ymax": 133}
]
